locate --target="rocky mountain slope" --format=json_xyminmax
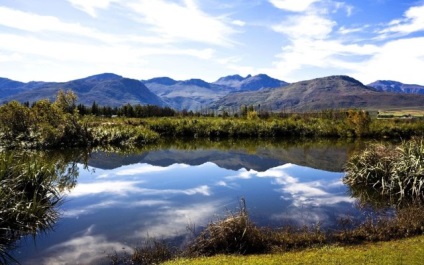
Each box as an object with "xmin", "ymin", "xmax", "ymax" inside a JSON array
[
  {"xmin": 142, "ymin": 74, "xmax": 288, "ymax": 110},
  {"xmin": 1, "ymin": 73, "xmax": 166, "ymax": 107},
  {"xmin": 212, "ymin": 75, "xmax": 424, "ymax": 112}
]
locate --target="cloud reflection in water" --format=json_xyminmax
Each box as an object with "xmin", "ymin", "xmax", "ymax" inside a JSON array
[{"xmin": 18, "ymin": 160, "xmax": 354, "ymax": 264}]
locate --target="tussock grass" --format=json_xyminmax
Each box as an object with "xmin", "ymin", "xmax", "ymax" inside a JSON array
[
  {"xmin": 185, "ymin": 199, "xmax": 268, "ymax": 256},
  {"xmin": 0, "ymin": 152, "xmax": 64, "ymax": 264},
  {"xmin": 344, "ymin": 137, "xmax": 424, "ymax": 205}
]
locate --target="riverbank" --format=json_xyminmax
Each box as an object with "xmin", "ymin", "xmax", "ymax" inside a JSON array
[{"xmin": 163, "ymin": 234, "xmax": 424, "ymax": 265}]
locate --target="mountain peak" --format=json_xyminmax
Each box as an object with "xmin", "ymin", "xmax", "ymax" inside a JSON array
[
  {"xmin": 214, "ymin": 74, "xmax": 245, "ymax": 84},
  {"xmin": 180, "ymin": 78, "xmax": 210, "ymax": 88},
  {"xmin": 79, "ymin": 73, "xmax": 123, "ymax": 82},
  {"xmin": 143, "ymin": 77, "xmax": 177, "ymax": 86},
  {"xmin": 368, "ymin": 80, "xmax": 424, "ymax": 94},
  {"xmin": 213, "ymin": 73, "xmax": 288, "ymax": 91}
]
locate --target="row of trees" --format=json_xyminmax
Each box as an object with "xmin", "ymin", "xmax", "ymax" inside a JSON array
[{"xmin": 77, "ymin": 101, "xmax": 176, "ymax": 118}]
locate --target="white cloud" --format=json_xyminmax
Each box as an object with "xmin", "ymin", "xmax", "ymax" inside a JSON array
[
  {"xmin": 125, "ymin": 0, "xmax": 236, "ymax": 46},
  {"xmin": 353, "ymin": 37, "xmax": 424, "ymax": 84},
  {"xmin": 67, "ymin": 0, "xmax": 120, "ymax": 17},
  {"xmin": 232, "ymin": 20, "xmax": 246, "ymax": 26},
  {"xmin": 272, "ymin": 14, "xmax": 336, "ymax": 40},
  {"xmin": 37, "ymin": 233, "xmax": 133, "ymax": 264},
  {"xmin": 69, "ymin": 179, "xmax": 211, "ymax": 197},
  {"xmin": 266, "ymin": 3, "xmax": 386, "ymax": 82},
  {"xmin": 380, "ymin": 5, "xmax": 424, "ymax": 37},
  {"xmin": 115, "ymin": 164, "xmax": 171, "ymax": 176},
  {"xmin": 0, "ymin": 6, "xmax": 100, "ymax": 37},
  {"xmin": 269, "ymin": 0, "xmax": 320, "ymax": 12},
  {"xmin": 69, "ymin": 181, "xmax": 144, "ymax": 197},
  {"xmin": 132, "ymin": 201, "xmax": 222, "ymax": 239},
  {"xmin": 338, "ymin": 25, "xmax": 367, "ymax": 35}
]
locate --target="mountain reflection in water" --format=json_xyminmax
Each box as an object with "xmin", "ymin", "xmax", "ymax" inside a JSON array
[{"xmin": 13, "ymin": 139, "xmax": 365, "ymax": 264}]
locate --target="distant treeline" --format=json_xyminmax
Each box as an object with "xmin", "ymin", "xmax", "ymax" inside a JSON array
[{"xmin": 77, "ymin": 101, "xmax": 177, "ymax": 117}]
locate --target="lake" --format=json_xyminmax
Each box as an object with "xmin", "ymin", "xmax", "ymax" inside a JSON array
[{"xmin": 9, "ymin": 139, "xmax": 368, "ymax": 264}]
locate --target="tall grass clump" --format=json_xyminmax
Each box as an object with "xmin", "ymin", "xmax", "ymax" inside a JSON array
[
  {"xmin": 90, "ymin": 123, "xmax": 159, "ymax": 147},
  {"xmin": 0, "ymin": 152, "xmax": 63, "ymax": 264},
  {"xmin": 344, "ymin": 137, "xmax": 424, "ymax": 205},
  {"xmin": 186, "ymin": 199, "xmax": 269, "ymax": 256}
]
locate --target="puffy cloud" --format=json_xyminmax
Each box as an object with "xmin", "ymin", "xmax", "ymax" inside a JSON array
[
  {"xmin": 352, "ymin": 37, "xmax": 424, "ymax": 84},
  {"xmin": 380, "ymin": 5, "xmax": 424, "ymax": 37},
  {"xmin": 269, "ymin": 0, "xmax": 320, "ymax": 12},
  {"xmin": 272, "ymin": 14, "xmax": 336, "ymax": 40},
  {"xmin": 35, "ymin": 230, "xmax": 133, "ymax": 264},
  {"xmin": 125, "ymin": 0, "xmax": 236, "ymax": 46}
]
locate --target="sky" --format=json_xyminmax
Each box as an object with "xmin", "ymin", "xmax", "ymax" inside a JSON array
[{"xmin": 1, "ymin": 0, "xmax": 424, "ymax": 85}]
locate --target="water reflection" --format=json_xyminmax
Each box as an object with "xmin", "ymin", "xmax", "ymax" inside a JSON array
[
  {"xmin": 89, "ymin": 138, "xmax": 360, "ymax": 172},
  {"xmin": 11, "ymin": 139, "xmax": 369, "ymax": 264}
]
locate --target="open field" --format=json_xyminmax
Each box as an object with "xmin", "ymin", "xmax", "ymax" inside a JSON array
[{"xmin": 377, "ymin": 109, "xmax": 424, "ymax": 118}]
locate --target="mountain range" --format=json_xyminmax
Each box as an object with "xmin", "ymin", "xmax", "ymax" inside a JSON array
[
  {"xmin": 141, "ymin": 74, "xmax": 287, "ymax": 110},
  {"xmin": 1, "ymin": 73, "xmax": 424, "ymax": 111}
]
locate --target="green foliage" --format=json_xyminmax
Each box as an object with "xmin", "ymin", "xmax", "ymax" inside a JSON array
[
  {"xmin": 2, "ymin": 95, "xmax": 424, "ymax": 150},
  {"xmin": 0, "ymin": 92, "xmax": 88, "ymax": 148},
  {"xmin": 53, "ymin": 90, "xmax": 77, "ymax": 114},
  {"xmin": 345, "ymin": 109, "xmax": 371, "ymax": 136},
  {"xmin": 0, "ymin": 101, "xmax": 34, "ymax": 141},
  {"xmin": 90, "ymin": 123, "xmax": 159, "ymax": 146}
]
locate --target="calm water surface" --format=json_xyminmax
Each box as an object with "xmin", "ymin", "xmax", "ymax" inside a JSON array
[{"xmin": 13, "ymin": 139, "xmax": 366, "ymax": 264}]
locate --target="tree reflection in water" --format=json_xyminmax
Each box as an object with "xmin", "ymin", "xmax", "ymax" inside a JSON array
[{"xmin": 0, "ymin": 150, "xmax": 87, "ymax": 264}]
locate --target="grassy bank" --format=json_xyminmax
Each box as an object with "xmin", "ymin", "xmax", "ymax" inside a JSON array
[
  {"xmin": 163, "ymin": 235, "xmax": 424, "ymax": 265},
  {"xmin": 110, "ymin": 199, "xmax": 424, "ymax": 265}
]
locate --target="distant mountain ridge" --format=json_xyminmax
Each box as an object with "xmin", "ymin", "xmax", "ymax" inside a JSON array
[
  {"xmin": 1, "ymin": 73, "xmax": 166, "ymax": 107},
  {"xmin": 368, "ymin": 80, "xmax": 424, "ymax": 94},
  {"xmin": 213, "ymin": 74, "xmax": 289, "ymax": 91},
  {"xmin": 2, "ymin": 73, "xmax": 424, "ymax": 111},
  {"xmin": 142, "ymin": 73, "xmax": 288, "ymax": 110},
  {"xmin": 212, "ymin": 75, "xmax": 424, "ymax": 111}
]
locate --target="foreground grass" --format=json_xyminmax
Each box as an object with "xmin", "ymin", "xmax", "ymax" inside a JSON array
[{"xmin": 164, "ymin": 235, "xmax": 424, "ymax": 265}]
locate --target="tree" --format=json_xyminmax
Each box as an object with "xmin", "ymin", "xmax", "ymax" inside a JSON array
[
  {"xmin": 0, "ymin": 101, "xmax": 33, "ymax": 138},
  {"xmin": 54, "ymin": 90, "xmax": 77, "ymax": 114},
  {"xmin": 346, "ymin": 109, "xmax": 371, "ymax": 136}
]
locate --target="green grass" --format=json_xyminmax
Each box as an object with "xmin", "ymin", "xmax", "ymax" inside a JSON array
[{"xmin": 163, "ymin": 235, "xmax": 424, "ymax": 265}]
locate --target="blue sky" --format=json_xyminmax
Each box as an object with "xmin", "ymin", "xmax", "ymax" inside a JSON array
[{"xmin": 1, "ymin": 0, "xmax": 424, "ymax": 84}]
